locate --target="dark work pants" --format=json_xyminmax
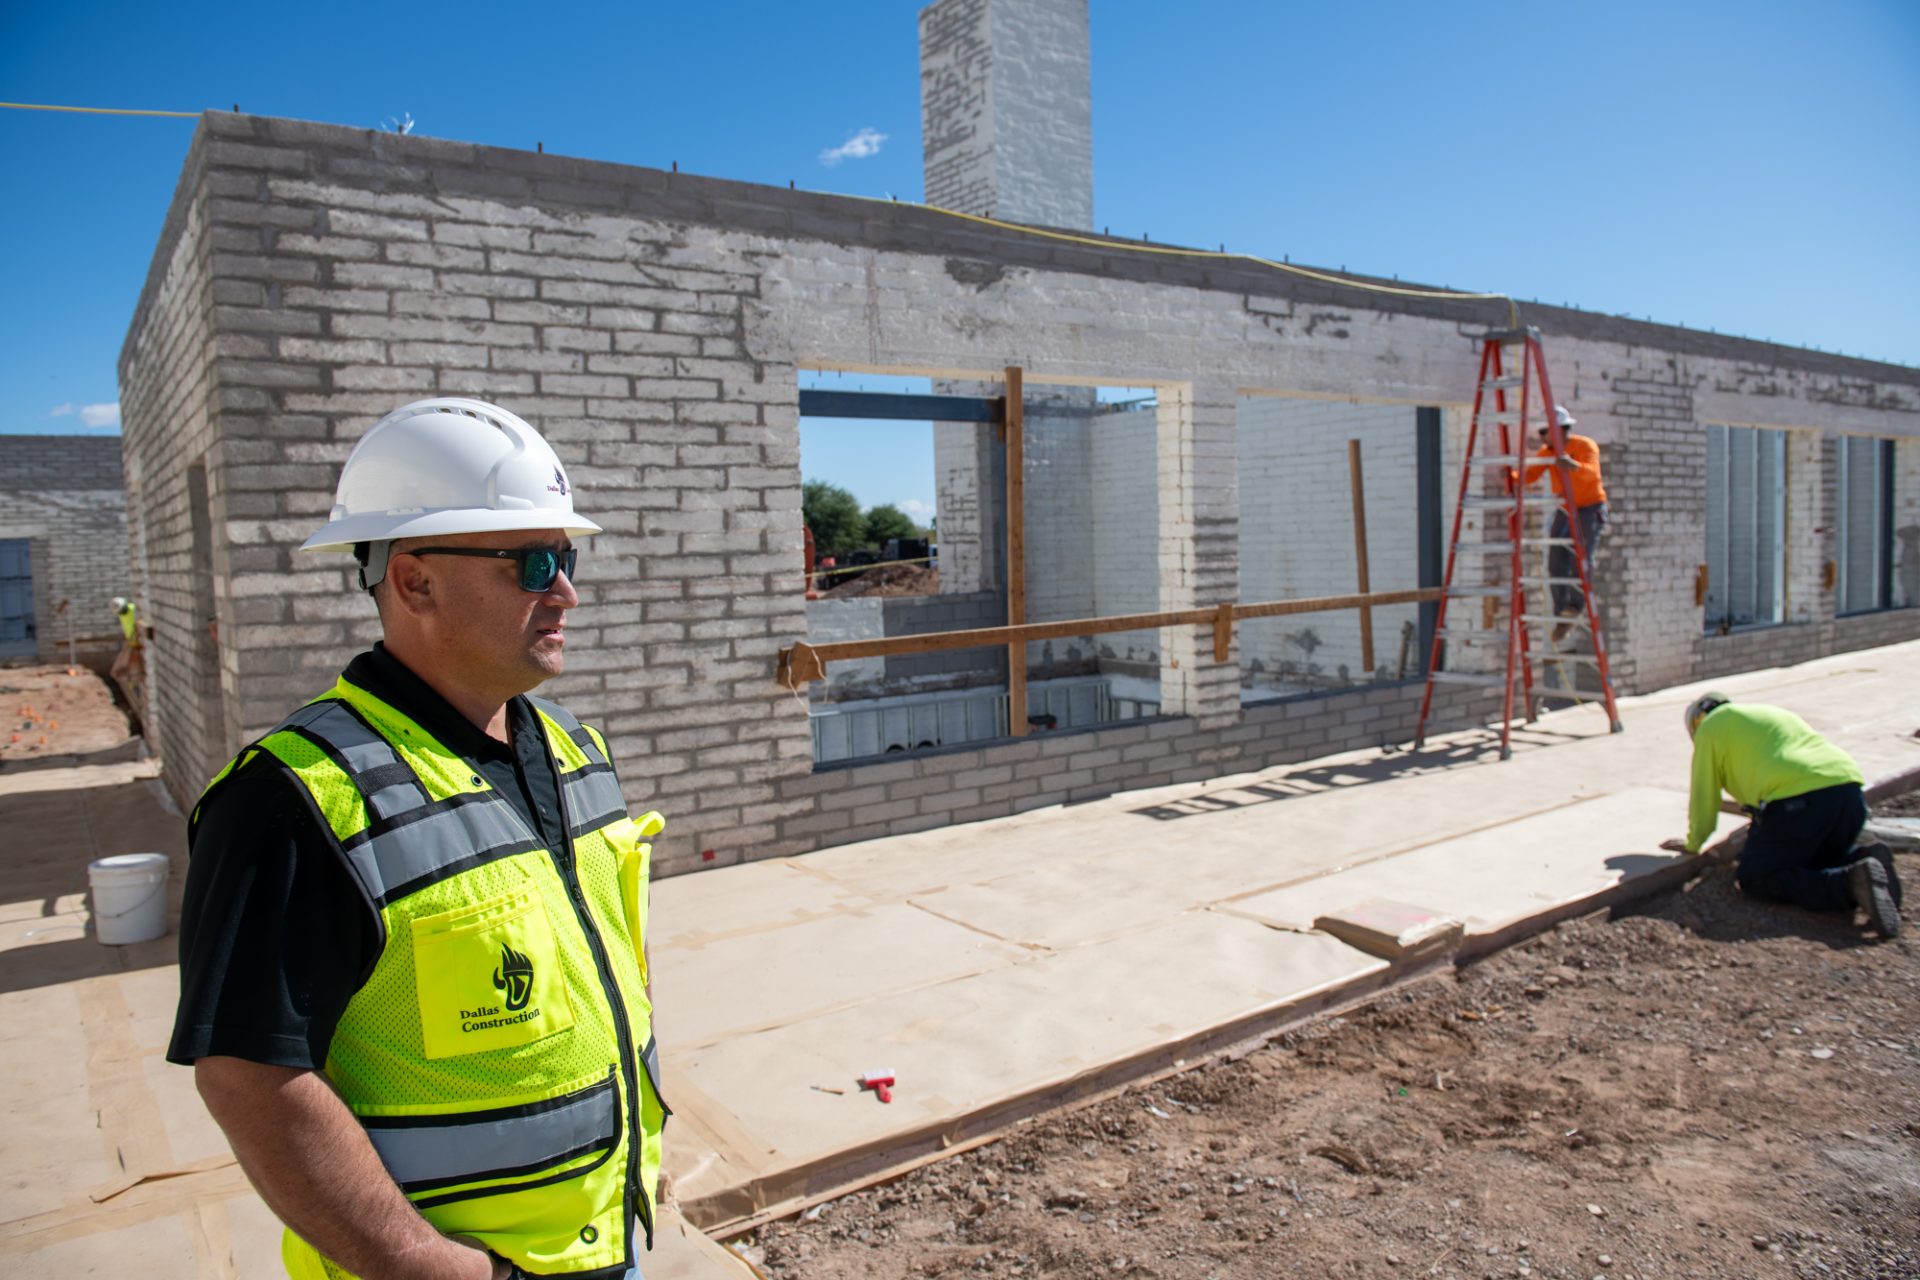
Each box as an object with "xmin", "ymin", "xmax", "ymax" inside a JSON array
[
  {"xmin": 1734, "ymin": 782, "xmax": 1868, "ymax": 913},
  {"xmin": 1549, "ymin": 501, "xmax": 1609, "ymax": 615}
]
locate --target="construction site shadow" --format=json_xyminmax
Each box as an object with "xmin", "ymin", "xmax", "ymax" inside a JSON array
[
  {"xmin": 1128, "ymin": 726, "xmax": 1587, "ymax": 822},
  {"xmin": 0, "ymin": 777, "xmax": 183, "ymax": 995},
  {"xmin": 1624, "ymin": 860, "xmax": 1886, "ymax": 953}
]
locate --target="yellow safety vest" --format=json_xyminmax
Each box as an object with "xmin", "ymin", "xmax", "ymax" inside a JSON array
[
  {"xmin": 117, "ymin": 602, "xmax": 138, "ymax": 645},
  {"xmin": 196, "ymin": 676, "xmax": 667, "ymax": 1278}
]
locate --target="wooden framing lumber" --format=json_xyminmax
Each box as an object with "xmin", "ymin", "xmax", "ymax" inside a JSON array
[
  {"xmin": 1005, "ymin": 366, "xmax": 1027, "ymax": 737},
  {"xmin": 775, "ymin": 588, "xmax": 1445, "ymax": 688},
  {"xmin": 1348, "ymin": 439, "xmax": 1376, "ymax": 674}
]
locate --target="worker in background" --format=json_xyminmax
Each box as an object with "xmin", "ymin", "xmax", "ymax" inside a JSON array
[
  {"xmin": 168, "ymin": 399, "xmax": 668, "ymax": 1280},
  {"xmin": 1660, "ymin": 692, "xmax": 1901, "ymax": 939},
  {"xmin": 108, "ymin": 595, "xmax": 145, "ymax": 708},
  {"xmin": 1519, "ymin": 406, "xmax": 1608, "ymax": 642}
]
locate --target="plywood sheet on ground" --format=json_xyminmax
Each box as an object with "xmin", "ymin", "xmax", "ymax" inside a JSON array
[
  {"xmin": 662, "ymin": 913, "xmax": 1385, "ymax": 1219},
  {"xmin": 1220, "ymin": 786, "xmax": 1690, "ymax": 937}
]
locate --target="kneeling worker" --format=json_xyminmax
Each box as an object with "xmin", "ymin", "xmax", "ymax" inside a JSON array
[
  {"xmin": 1661, "ymin": 692, "xmax": 1901, "ymax": 938},
  {"xmin": 168, "ymin": 399, "xmax": 668, "ymax": 1279}
]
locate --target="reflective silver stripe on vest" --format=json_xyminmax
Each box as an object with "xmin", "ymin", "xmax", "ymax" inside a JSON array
[
  {"xmin": 563, "ymin": 768, "xmax": 628, "ymax": 833},
  {"xmin": 287, "ymin": 700, "xmax": 427, "ymax": 821},
  {"xmin": 351, "ymin": 800, "xmax": 535, "ymax": 904},
  {"xmin": 364, "ymin": 1074, "xmax": 619, "ymax": 1191}
]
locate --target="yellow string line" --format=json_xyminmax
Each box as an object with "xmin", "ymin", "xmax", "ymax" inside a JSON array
[
  {"xmin": 847, "ymin": 193, "xmax": 1517, "ymax": 322},
  {"xmin": 0, "ymin": 101, "xmax": 201, "ymax": 119}
]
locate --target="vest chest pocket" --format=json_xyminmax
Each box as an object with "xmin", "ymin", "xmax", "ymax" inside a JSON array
[{"xmin": 411, "ymin": 886, "xmax": 576, "ymax": 1060}]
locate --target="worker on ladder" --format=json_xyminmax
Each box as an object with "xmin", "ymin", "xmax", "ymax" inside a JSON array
[{"xmin": 1520, "ymin": 406, "xmax": 1608, "ymax": 641}]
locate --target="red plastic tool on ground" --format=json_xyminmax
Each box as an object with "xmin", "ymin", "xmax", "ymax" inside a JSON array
[{"xmin": 859, "ymin": 1069, "xmax": 895, "ymax": 1103}]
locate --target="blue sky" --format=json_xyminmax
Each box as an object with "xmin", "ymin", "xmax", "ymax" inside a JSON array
[{"xmin": 4, "ymin": 0, "xmax": 1916, "ymax": 519}]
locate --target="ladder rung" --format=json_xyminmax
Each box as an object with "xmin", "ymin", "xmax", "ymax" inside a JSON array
[
  {"xmin": 1482, "ymin": 376, "xmax": 1525, "ymax": 390},
  {"xmin": 1518, "ymin": 576, "xmax": 1588, "ymax": 586},
  {"xmin": 1429, "ymin": 671, "xmax": 1512, "ymax": 687},
  {"xmin": 1475, "ymin": 455, "xmax": 1528, "ymax": 466},
  {"xmin": 1447, "ymin": 585, "xmax": 1509, "ymax": 598},
  {"xmin": 1519, "ymin": 537, "xmax": 1578, "ymax": 547},
  {"xmin": 1453, "ymin": 541, "xmax": 1516, "ymax": 553},
  {"xmin": 1460, "ymin": 494, "xmax": 1557, "ymax": 510},
  {"xmin": 1519, "ymin": 613, "xmax": 1588, "ymax": 626},
  {"xmin": 1532, "ymin": 686, "xmax": 1613, "ymax": 703},
  {"xmin": 1533, "ymin": 652, "xmax": 1603, "ymax": 665}
]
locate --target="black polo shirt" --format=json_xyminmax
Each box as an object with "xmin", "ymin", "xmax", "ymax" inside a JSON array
[{"xmin": 167, "ymin": 643, "xmax": 570, "ymax": 1069}]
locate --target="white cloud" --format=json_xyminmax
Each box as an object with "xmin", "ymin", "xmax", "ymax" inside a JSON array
[
  {"xmin": 898, "ymin": 498, "xmax": 934, "ymax": 522},
  {"xmin": 48, "ymin": 401, "xmax": 119, "ymax": 428},
  {"xmin": 819, "ymin": 127, "xmax": 887, "ymax": 167}
]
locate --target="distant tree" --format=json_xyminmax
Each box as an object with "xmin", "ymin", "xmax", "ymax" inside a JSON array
[
  {"xmin": 803, "ymin": 480, "xmax": 864, "ymax": 556},
  {"xmin": 862, "ymin": 503, "xmax": 919, "ymax": 548}
]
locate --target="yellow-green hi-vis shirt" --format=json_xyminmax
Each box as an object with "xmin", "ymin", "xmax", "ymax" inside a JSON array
[
  {"xmin": 1686, "ymin": 703, "xmax": 1864, "ymax": 853},
  {"xmin": 195, "ymin": 677, "xmax": 667, "ymax": 1279}
]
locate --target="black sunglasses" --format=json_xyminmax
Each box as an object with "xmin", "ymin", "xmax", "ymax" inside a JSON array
[{"xmin": 401, "ymin": 546, "xmax": 578, "ymax": 592}]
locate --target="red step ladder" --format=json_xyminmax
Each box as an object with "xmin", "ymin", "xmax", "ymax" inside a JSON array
[{"xmin": 1414, "ymin": 327, "xmax": 1622, "ymax": 759}]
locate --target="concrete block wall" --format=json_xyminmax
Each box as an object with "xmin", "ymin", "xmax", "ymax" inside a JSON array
[
  {"xmin": 117, "ymin": 132, "xmax": 231, "ymax": 785},
  {"xmin": 121, "ymin": 114, "xmax": 1920, "ymax": 878},
  {"xmin": 805, "ymin": 589, "xmax": 1005, "ymax": 701},
  {"xmin": 0, "ymin": 436, "xmax": 130, "ymax": 666},
  {"xmin": 1895, "ymin": 441, "xmax": 1919, "ymax": 609},
  {"xmin": 120, "ymin": 115, "xmax": 812, "ymax": 872},
  {"xmin": 919, "ymin": 0, "xmax": 1093, "ymax": 231},
  {"xmin": 1087, "ymin": 404, "xmax": 1160, "ymax": 670},
  {"xmin": 1237, "ymin": 399, "xmax": 1424, "ymax": 691}
]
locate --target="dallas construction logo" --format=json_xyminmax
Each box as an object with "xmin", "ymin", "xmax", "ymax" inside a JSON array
[
  {"xmin": 493, "ymin": 942, "xmax": 535, "ymax": 1012},
  {"xmin": 548, "ymin": 467, "xmax": 569, "ymax": 497}
]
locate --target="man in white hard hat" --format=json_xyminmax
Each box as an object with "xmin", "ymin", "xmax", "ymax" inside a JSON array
[
  {"xmin": 168, "ymin": 399, "xmax": 668, "ymax": 1280},
  {"xmin": 1660, "ymin": 692, "xmax": 1901, "ymax": 938},
  {"xmin": 1518, "ymin": 405, "xmax": 1608, "ymax": 643}
]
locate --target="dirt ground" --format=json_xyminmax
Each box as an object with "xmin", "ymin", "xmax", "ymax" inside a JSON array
[
  {"xmin": 821, "ymin": 563, "xmax": 940, "ymax": 599},
  {"xmin": 0, "ymin": 664, "xmax": 135, "ymax": 764},
  {"xmin": 743, "ymin": 795, "xmax": 1920, "ymax": 1280}
]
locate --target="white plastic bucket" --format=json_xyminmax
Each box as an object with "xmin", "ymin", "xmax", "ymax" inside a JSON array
[{"xmin": 89, "ymin": 853, "xmax": 171, "ymax": 945}]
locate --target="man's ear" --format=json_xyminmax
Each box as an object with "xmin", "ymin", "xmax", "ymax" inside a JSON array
[{"xmin": 385, "ymin": 550, "xmax": 435, "ymax": 617}]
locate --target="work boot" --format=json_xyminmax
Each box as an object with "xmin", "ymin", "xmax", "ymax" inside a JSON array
[
  {"xmin": 1845, "ymin": 857, "xmax": 1901, "ymax": 939},
  {"xmin": 1855, "ymin": 841, "xmax": 1904, "ymax": 909}
]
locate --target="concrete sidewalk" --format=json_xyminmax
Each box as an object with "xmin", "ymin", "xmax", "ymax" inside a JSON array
[
  {"xmin": 0, "ymin": 643, "xmax": 1913, "ymax": 1273},
  {"xmin": 650, "ymin": 642, "xmax": 1920, "ymax": 1231}
]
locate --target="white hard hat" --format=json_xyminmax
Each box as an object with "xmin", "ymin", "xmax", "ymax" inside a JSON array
[
  {"xmin": 301, "ymin": 398, "xmax": 601, "ymax": 554},
  {"xmin": 1684, "ymin": 691, "xmax": 1729, "ymax": 736},
  {"xmin": 1554, "ymin": 405, "xmax": 1577, "ymax": 429},
  {"xmin": 110, "ymin": 596, "xmax": 129, "ymax": 612}
]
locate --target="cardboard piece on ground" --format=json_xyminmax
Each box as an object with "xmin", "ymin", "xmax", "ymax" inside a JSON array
[
  {"xmin": 1224, "ymin": 787, "xmax": 1689, "ymax": 938},
  {"xmin": 664, "ymin": 912, "xmax": 1387, "ymax": 1226},
  {"xmin": 651, "ymin": 902, "xmax": 1030, "ymax": 1049},
  {"xmin": 1313, "ymin": 899, "xmax": 1464, "ymax": 962}
]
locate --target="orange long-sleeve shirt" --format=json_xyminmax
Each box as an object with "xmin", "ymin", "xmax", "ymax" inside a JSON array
[{"xmin": 1520, "ymin": 432, "xmax": 1608, "ymax": 508}]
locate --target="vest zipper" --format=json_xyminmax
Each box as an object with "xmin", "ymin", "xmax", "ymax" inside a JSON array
[{"xmin": 536, "ymin": 723, "xmax": 650, "ymax": 1258}]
